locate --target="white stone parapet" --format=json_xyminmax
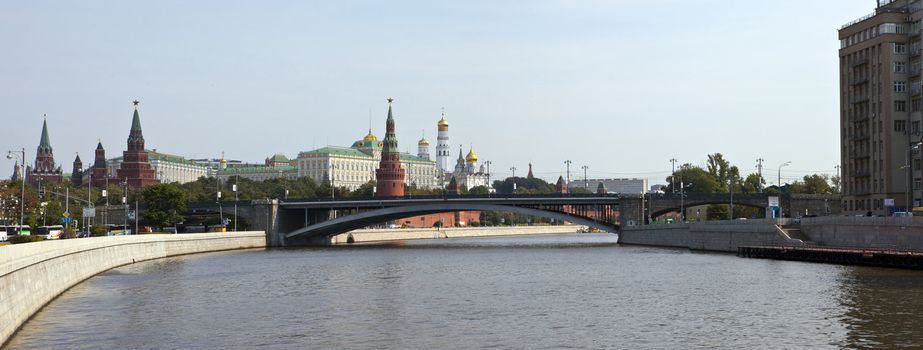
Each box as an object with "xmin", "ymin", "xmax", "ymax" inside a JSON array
[{"xmin": 0, "ymin": 232, "xmax": 266, "ymax": 346}]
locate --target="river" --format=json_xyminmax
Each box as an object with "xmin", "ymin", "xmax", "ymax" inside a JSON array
[{"xmin": 5, "ymin": 233, "xmax": 923, "ymax": 349}]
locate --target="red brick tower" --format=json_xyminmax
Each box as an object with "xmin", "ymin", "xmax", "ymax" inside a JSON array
[
  {"xmin": 29, "ymin": 117, "xmax": 64, "ymax": 185},
  {"xmin": 375, "ymin": 98, "xmax": 405, "ymax": 197},
  {"xmin": 555, "ymin": 175, "xmax": 568, "ymax": 194},
  {"xmin": 90, "ymin": 141, "xmax": 110, "ymax": 187},
  {"xmin": 117, "ymin": 101, "xmax": 159, "ymax": 188}
]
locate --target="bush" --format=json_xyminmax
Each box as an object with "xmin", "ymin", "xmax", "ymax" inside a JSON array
[
  {"xmin": 60, "ymin": 226, "xmax": 77, "ymax": 239},
  {"xmin": 9, "ymin": 235, "xmax": 45, "ymax": 244},
  {"xmin": 90, "ymin": 225, "xmax": 108, "ymax": 237}
]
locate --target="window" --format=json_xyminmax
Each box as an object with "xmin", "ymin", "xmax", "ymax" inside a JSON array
[
  {"xmin": 895, "ymin": 81, "xmax": 907, "ymax": 92},
  {"xmin": 895, "ymin": 61, "xmax": 907, "ymax": 73},
  {"xmin": 896, "ymin": 43, "xmax": 908, "ymax": 54},
  {"xmin": 915, "ymin": 121, "xmax": 921, "ymax": 133},
  {"xmin": 896, "ymin": 120, "xmax": 907, "ymax": 132},
  {"xmin": 896, "ymin": 100, "xmax": 908, "ymax": 112}
]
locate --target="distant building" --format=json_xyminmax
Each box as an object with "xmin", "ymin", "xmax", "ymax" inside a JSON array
[
  {"xmin": 445, "ymin": 146, "xmax": 490, "ymax": 191},
  {"xmin": 573, "ymin": 178, "xmax": 648, "ymax": 194},
  {"xmin": 28, "ymin": 118, "xmax": 64, "ymax": 185},
  {"xmin": 216, "ymin": 164, "xmax": 297, "ymax": 182},
  {"xmin": 109, "ymin": 149, "xmax": 209, "ymax": 184},
  {"xmin": 650, "ymin": 184, "xmax": 666, "ymax": 193}
]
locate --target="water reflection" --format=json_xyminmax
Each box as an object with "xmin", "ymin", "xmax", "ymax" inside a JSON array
[{"xmin": 837, "ymin": 267, "xmax": 923, "ymax": 348}]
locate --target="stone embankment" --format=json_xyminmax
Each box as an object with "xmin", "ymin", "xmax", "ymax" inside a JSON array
[
  {"xmin": 799, "ymin": 216, "xmax": 923, "ymax": 250},
  {"xmin": 0, "ymin": 232, "xmax": 266, "ymax": 346},
  {"xmin": 618, "ymin": 219, "xmax": 805, "ymax": 252},
  {"xmin": 329, "ymin": 225, "xmax": 589, "ymax": 244}
]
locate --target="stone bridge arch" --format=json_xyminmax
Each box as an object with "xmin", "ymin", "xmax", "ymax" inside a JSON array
[{"xmin": 283, "ymin": 203, "xmax": 618, "ymax": 245}]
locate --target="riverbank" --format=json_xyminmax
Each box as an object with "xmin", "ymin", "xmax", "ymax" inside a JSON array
[
  {"xmin": 0, "ymin": 232, "xmax": 266, "ymax": 347},
  {"xmin": 618, "ymin": 219, "xmax": 804, "ymax": 253},
  {"xmin": 329, "ymin": 225, "xmax": 591, "ymax": 244}
]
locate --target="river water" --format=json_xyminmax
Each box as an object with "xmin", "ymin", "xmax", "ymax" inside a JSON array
[{"xmin": 6, "ymin": 234, "xmax": 923, "ymax": 349}]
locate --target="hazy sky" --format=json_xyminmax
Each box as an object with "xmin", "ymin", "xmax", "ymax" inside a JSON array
[{"xmin": 1, "ymin": 0, "xmax": 872, "ymax": 184}]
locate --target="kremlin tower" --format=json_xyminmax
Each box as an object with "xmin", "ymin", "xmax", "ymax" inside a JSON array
[
  {"xmin": 117, "ymin": 101, "xmax": 159, "ymax": 188},
  {"xmin": 375, "ymin": 98, "xmax": 405, "ymax": 197},
  {"xmin": 28, "ymin": 117, "xmax": 64, "ymax": 185},
  {"xmin": 71, "ymin": 154, "xmax": 83, "ymax": 186},
  {"xmin": 90, "ymin": 141, "xmax": 110, "ymax": 187}
]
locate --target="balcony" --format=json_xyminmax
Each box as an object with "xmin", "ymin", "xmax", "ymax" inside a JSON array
[
  {"xmin": 849, "ymin": 76, "xmax": 870, "ymax": 85},
  {"xmin": 912, "ymin": 69, "xmax": 921, "ymax": 78},
  {"xmin": 849, "ymin": 57, "xmax": 869, "ymax": 67},
  {"xmin": 913, "ymin": 50, "xmax": 922, "ymax": 58},
  {"xmin": 850, "ymin": 150, "xmax": 871, "ymax": 159},
  {"xmin": 849, "ymin": 95, "xmax": 870, "ymax": 104}
]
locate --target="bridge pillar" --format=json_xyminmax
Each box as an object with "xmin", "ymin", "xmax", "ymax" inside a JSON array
[{"xmin": 619, "ymin": 197, "xmax": 643, "ymax": 227}]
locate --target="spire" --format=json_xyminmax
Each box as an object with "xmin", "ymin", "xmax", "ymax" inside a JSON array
[
  {"xmin": 527, "ymin": 162, "xmax": 534, "ymax": 179},
  {"xmin": 38, "ymin": 116, "xmax": 51, "ymax": 150},
  {"xmin": 386, "ymin": 98, "xmax": 394, "ymax": 121},
  {"xmin": 96, "ymin": 139, "xmax": 104, "ymax": 150},
  {"xmin": 129, "ymin": 100, "xmax": 144, "ymax": 141},
  {"xmin": 74, "ymin": 153, "xmax": 82, "ymax": 163}
]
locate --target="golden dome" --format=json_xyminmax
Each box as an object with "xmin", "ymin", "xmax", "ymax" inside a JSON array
[
  {"xmin": 437, "ymin": 111, "xmax": 449, "ymax": 130},
  {"xmin": 465, "ymin": 148, "xmax": 478, "ymax": 162},
  {"xmin": 363, "ymin": 128, "xmax": 378, "ymax": 142},
  {"xmin": 418, "ymin": 137, "xmax": 429, "ymax": 146}
]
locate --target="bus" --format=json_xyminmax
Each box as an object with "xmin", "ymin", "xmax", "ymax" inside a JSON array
[{"xmin": 34, "ymin": 225, "xmax": 64, "ymax": 240}]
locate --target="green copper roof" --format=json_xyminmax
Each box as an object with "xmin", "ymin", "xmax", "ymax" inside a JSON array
[
  {"xmin": 147, "ymin": 150, "xmax": 200, "ymax": 166},
  {"xmin": 38, "ymin": 118, "xmax": 51, "ymax": 150},
  {"xmin": 399, "ymin": 153, "xmax": 429, "ymax": 163},
  {"xmin": 217, "ymin": 165, "xmax": 295, "ymax": 175},
  {"xmin": 300, "ymin": 146, "xmax": 373, "ymax": 158},
  {"xmin": 269, "ymin": 153, "xmax": 289, "ymax": 162}
]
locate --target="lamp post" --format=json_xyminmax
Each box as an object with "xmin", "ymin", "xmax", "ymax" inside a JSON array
[
  {"xmin": 778, "ymin": 161, "xmax": 791, "ymax": 218},
  {"xmin": 233, "ymin": 171, "xmax": 238, "ymax": 232},
  {"xmin": 669, "ymin": 158, "xmax": 678, "ymax": 193},
  {"xmin": 581, "ymin": 165, "xmax": 589, "ymax": 190},
  {"xmin": 6, "ymin": 149, "xmax": 25, "ymax": 235},
  {"xmin": 564, "ymin": 160, "xmax": 572, "ymax": 186},
  {"xmin": 905, "ymin": 142, "xmax": 922, "ymax": 211},
  {"xmin": 483, "ymin": 160, "xmax": 492, "ymax": 185},
  {"xmin": 510, "ymin": 166, "xmax": 516, "ymax": 178},
  {"xmin": 121, "ymin": 180, "xmax": 128, "ymax": 234}
]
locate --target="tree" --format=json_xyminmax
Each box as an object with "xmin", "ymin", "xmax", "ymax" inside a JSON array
[
  {"xmin": 791, "ymin": 174, "xmax": 834, "ymax": 194},
  {"xmin": 664, "ymin": 164, "xmax": 720, "ymax": 193},
  {"xmin": 140, "ymin": 184, "xmax": 186, "ymax": 231},
  {"xmin": 741, "ymin": 173, "xmax": 765, "ymax": 194}
]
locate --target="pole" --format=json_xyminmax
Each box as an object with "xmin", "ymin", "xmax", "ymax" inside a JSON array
[
  {"xmin": 756, "ymin": 158, "xmax": 764, "ymax": 193},
  {"xmin": 835, "ymin": 165, "xmax": 841, "ymax": 194},
  {"xmin": 234, "ymin": 173, "xmax": 238, "ymax": 232},
  {"xmin": 680, "ymin": 180, "xmax": 685, "ymax": 222},
  {"xmin": 122, "ymin": 182, "xmax": 127, "ymax": 234},
  {"xmin": 582, "ymin": 165, "xmax": 589, "ymax": 190},
  {"xmin": 778, "ymin": 161, "xmax": 791, "ymax": 218},
  {"xmin": 669, "ymin": 158, "xmax": 677, "ymax": 193},
  {"xmin": 87, "ymin": 172, "xmax": 91, "ymax": 233},
  {"xmin": 729, "ymin": 178, "xmax": 734, "ymax": 220},
  {"xmin": 564, "ymin": 160, "xmax": 572, "ymax": 186},
  {"xmin": 134, "ymin": 200, "xmax": 139, "ymax": 235},
  {"xmin": 510, "ymin": 166, "xmax": 516, "ymax": 178}
]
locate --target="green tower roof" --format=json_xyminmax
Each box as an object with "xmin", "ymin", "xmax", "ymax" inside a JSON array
[{"xmin": 38, "ymin": 117, "xmax": 51, "ymax": 150}]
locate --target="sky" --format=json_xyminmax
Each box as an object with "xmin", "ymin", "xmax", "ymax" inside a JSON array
[{"xmin": 0, "ymin": 0, "xmax": 873, "ymax": 185}]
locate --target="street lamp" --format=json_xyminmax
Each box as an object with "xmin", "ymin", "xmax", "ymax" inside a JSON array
[
  {"xmin": 778, "ymin": 161, "xmax": 791, "ymax": 218},
  {"xmin": 905, "ymin": 142, "xmax": 922, "ymax": 212},
  {"xmin": 6, "ymin": 148, "xmax": 25, "ymax": 235},
  {"xmin": 582, "ymin": 165, "xmax": 589, "ymax": 190},
  {"xmin": 564, "ymin": 160, "xmax": 572, "ymax": 186}
]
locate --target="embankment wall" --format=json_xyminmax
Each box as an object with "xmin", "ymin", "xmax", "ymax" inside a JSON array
[
  {"xmin": 0, "ymin": 232, "xmax": 266, "ymax": 346},
  {"xmin": 618, "ymin": 220, "xmax": 804, "ymax": 252}
]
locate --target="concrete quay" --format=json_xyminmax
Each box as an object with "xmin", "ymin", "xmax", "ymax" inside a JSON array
[
  {"xmin": 617, "ymin": 219, "xmax": 805, "ymax": 253},
  {"xmin": 0, "ymin": 232, "xmax": 266, "ymax": 347},
  {"xmin": 329, "ymin": 225, "xmax": 590, "ymax": 244}
]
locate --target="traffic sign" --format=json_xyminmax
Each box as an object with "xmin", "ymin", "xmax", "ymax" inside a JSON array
[
  {"xmin": 62, "ymin": 212, "xmax": 70, "ymax": 218},
  {"xmin": 61, "ymin": 217, "xmax": 73, "ymax": 224}
]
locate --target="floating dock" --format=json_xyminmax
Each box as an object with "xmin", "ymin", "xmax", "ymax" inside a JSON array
[{"xmin": 738, "ymin": 246, "xmax": 923, "ymax": 269}]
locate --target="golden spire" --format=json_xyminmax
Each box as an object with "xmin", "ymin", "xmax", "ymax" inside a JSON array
[{"xmin": 363, "ymin": 128, "xmax": 379, "ymax": 141}]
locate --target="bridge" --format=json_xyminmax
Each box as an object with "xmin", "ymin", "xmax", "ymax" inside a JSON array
[
  {"xmin": 186, "ymin": 194, "xmax": 620, "ymax": 246},
  {"xmin": 618, "ymin": 193, "xmax": 841, "ymax": 226}
]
